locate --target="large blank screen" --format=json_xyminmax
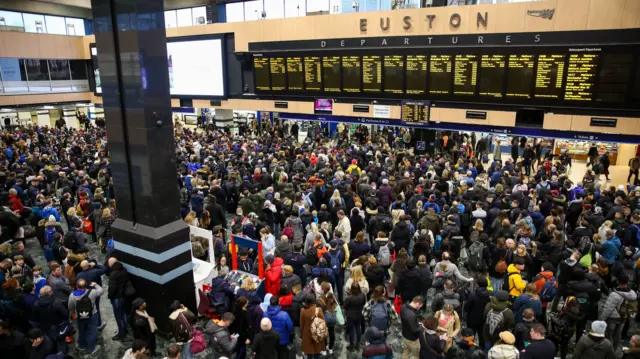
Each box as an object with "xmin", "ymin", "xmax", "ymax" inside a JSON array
[{"xmin": 167, "ymin": 39, "xmax": 224, "ymax": 97}]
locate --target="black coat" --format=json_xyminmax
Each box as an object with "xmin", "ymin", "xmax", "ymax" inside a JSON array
[
  {"xmin": 464, "ymin": 287, "xmax": 491, "ymax": 330},
  {"xmin": 397, "ymin": 268, "xmax": 424, "ymax": 301},
  {"xmin": 131, "ymin": 312, "xmax": 157, "ymax": 352},
  {"xmin": 108, "ymin": 262, "xmax": 129, "ymax": 299},
  {"xmin": 252, "ymin": 329, "xmax": 280, "ymax": 359},
  {"xmin": 390, "ymin": 221, "xmax": 411, "ymax": 252},
  {"xmin": 343, "ymin": 293, "xmax": 366, "ymax": 320},
  {"xmin": 33, "ymin": 295, "xmax": 68, "ymax": 329},
  {"xmin": 419, "ymin": 331, "xmax": 446, "ymax": 359}
]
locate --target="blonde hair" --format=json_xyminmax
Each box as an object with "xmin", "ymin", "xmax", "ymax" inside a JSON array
[
  {"xmin": 284, "ymin": 265, "xmax": 293, "ymax": 275},
  {"xmin": 184, "ymin": 211, "xmax": 197, "ymax": 224},
  {"xmin": 102, "ymin": 208, "xmax": 111, "ymax": 218},
  {"xmin": 241, "ymin": 279, "xmax": 257, "ymax": 291},
  {"xmin": 67, "ymin": 207, "xmax": 76, "ymax": 217},
  {"xmin": 350, "ymin": 265, "xmax": 365, "ymax": 283},
  {"xmin": 473, "ymin": 219, "xmax": 483, "ymax": 232}
]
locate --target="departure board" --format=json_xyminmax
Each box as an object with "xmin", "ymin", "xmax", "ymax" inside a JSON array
[
  {"xmin": 254, "ymin": 57, "xmax": 270, "ymax": 91},
  {"xmin": 597, "ymin": 54, "xmax": 633, "ymax": 102},
  {"xmin": 401, "ymin": 101, "xmax": 430, "ymax": 124},
  {"xmin": 384, "ymin": 55, "xmax": 404, "ymax": 94},
  {"xmin": 363, "ymin": 55, "xmax": 382, "ymax": 92},
  {"xmin": 270, "ymin": 57, "xmax": 286, "ymax": 91},
  {"xmin": 534, "ymin": 54, "xmax": 565, "ymax": 99},
  {"xmin": 342, "ymin": 56, "xmax": 361, "ymax": 93},
  {"xmin": 406, "ymin": 55, "xmax": 427, "ymax": 95},
  {"xmin": 287, "ymin": 57, "xmax": 304, "ymax": 91},
  {"xmin": 322, "ymin": 56, "xmax": 341, "ymax": 92},
  {"xmin": 634, "ymin": 65, "xmax": 640, "ymax": 102},
  {"xmin": 506, "ymin": 54, "xmax": 534, "ymax": 98},
  {"xmin": 429, "ymin": 55, "xmax": 452, "ymax": 95},
  {"xmin": 304, "ymin": 56, "xmax": 321, "ymax": 91},
  {"xmin": 565, "ymin": 53, "xmax": 599, "ymax": 101},
  {"xmin": 453, "ymin": 55, "xmax": 478, "ymax": 96},
  {"xmin": 478, "ymin": 55, "xmax": 505, "ymax": 98}
]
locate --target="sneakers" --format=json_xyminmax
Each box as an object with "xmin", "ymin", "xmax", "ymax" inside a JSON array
[
  {"xmin": 320, "ymin": 351, "xmax": 327, "ymax": 356},
  {"xmin": 97, "ymin": 323, "xmax": 106, "ymax": 331},
  {"xmin": 328, "ymin": 349, "xmax": 334, "ymax": 355},
  {"xmin": 90, "ymin": 345, "xmax": 101, "ymax": 354}
]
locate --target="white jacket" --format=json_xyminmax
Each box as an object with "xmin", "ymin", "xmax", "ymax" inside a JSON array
[{"xmin": 488, "ymin": 344, "xmax": 519, "ymax": 359}]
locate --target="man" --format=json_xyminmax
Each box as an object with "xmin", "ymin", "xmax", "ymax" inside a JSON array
[
  {"xmin": 164, "ymin": 344, "xmax": 181, "ymax": 359},
  {"xmin": 68, "ymin": 278, "xmax": 104, "ymax": 354},
  {"xmin": 566, "ymin": 267, "xmax": 599, "ymax": 337},
  {"xmin": 600, "ymin": 273, "xmax": 638, "ymax": 350},
  {"xmin": 551, "ymin": 251, "xmax": 583, "ymax": 311},
  {"xmin": 284, "ymin": 243, "xmax": 307, "ymax": 287},
  {"xmin": 0, "ymin": 321, "xmax": 28, "ymax": 359},
  {"xmin": 464, "ymin": 276, "xmax": 491, "ymax": 348},
  {"xmin": 324, "ymin": 240, "xmax": 346, "ymax": 303},
  {"xmin": 63, "ymin": 218, "xmax": 87, "ymax": 253},
  {"xmin": 434, "ymin": 252, "xmax": 473, "ymax": 285},
  {"xmin": 274, "ymin": 235, "xmax": 293, "ymax": 259},
  {"xmin": 507, "ymin": 256, "xmax": 527, "ymax": 299},
  {"xmin": 574, "ymin": 321, "xmax": 616, "ymax": 359},
  {"xmin": 482, "ymin": 290, "xmax": 515, "ymax": 349},
  {"xmin": 205, "ymin": 312, "xmax": 239, "ymax": 358},
  {"xmin": 252, "ymin": 318, "xmax": 280, "ymax": 359},
  {"xmin": 514, "ymin": 308, "xmax": 536, "ymax": 351},
  {"xmin": 47, "ymin": 263, "xmax": 72, "ymax": 306},
  {"xmin": 623, "ymin": 335, "xmax": 640, "ymax": 359},
  {"xmin": 431, "ymin": 279, "xmax": 461, "ymax": 313},
  {"xmin": 11, "ymin": 241, "xmax": 36, "ymax": 268},
  {"xmin": 122, "ymin": 339, "xmax": 149, "ymax": 359},
  {"xmin": 629, "ymin": 154, "xmax": 639, "ymax": 185},
  {"xmin": 520, "ymin": 323, "xmax": 555, "ymax": 359},
  {"xmin": 263, "ymin": 295, "xmax": 294, "ymax": 359},
  {"xmin": 335, "ymin": 210, "xmax": 351, "ymax": 243},
  {"xmin": 400, "ymin": 296, "xmax": 424, "ymax": 359},
  {"xmin": 33, "ymin": 286, "xmax": 68, "ymax": 354},
  {"xmin": 26, "ymin": 328, "xmax": 56, "ymax": 359},
  {"xmin": 76, "ymin": 260, "xmax": 109, "ymax": 330},
  {"xmin": 108, "ymin": 258, "xmax": 130, "ymax": 341}
]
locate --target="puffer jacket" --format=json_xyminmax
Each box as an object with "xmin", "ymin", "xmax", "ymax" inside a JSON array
[
  {"xmin": 507, "ymin": 264, "xmax": 526, "ymax": 297},
  {"xmin": 264, "ymin": 305, "xmax": 294, "ymax": 345},
  {"xmin": 483, "ymin": 297, "xmax": 515, "ymax": 340},
  {"xmin": 206, "ymin": 320, "xmax": 238, "ymax": 356},
  {"xmin": 265, "ymin": 257, "xmax": 284, "ymax": 296},
  {"xmin": 488, "ymin": 344, "xmax": 519, "ymax": 359},
  {"xmin": 573, "ymin": 334, "xmax": 616, "ymax": 359},
  {"xmin": 601, "ymin": 287, "xmax": 638, "ymax": 320}
]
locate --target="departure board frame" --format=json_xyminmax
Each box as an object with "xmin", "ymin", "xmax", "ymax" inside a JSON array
[{"xmin": 252, "ymin": 44, "xmax": 640, "ymax": 111}]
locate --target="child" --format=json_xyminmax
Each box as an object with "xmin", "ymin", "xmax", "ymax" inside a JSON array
[
  {"xmin": 32, "ymin": 265, "xmax": 47, "ymax": 296},
  {"xmin": 13, "ymin": 255, "xmax": 33, "ymax": 281}
]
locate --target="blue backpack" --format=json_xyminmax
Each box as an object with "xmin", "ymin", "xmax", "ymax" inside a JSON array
[
  {"xmin": 44, "ymin": 226, "xmax": 56, "ymax": 246},
  {"xmin": 43, "ymin": 246, "xmax": 55, "ymax": 263},
  {"xmin": 327, "ymin": 251, "xmax": 341, "ymax": 276},
  {"xmin": 434, "ymin": 234, "xmax": 443, "ymax": 253},
  {"xmin": 540, "ymin": 275, "xmax": 558, "ymax": 302},
  {"xmin": 106, "ymin": 239, "xmax": 115, "ymax": 255}
]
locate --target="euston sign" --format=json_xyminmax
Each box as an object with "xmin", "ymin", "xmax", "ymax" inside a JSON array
[{"xmin": 359, "ymin": 12, "xmax": 490, "ymax": 33}]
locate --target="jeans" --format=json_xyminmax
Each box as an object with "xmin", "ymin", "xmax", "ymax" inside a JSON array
[
  {"xmin": 95, "ymin": 297, "xmax": 102, "ymax": 327},
  {"xmin": 606, "ymin": 318, "xmax": 624, "ymax": 350},
  {"xmin": 77, "ymin": 313, "xmax": 98, "ymax": 351},
  {"xmin": 347, "ymin": 317, "xmax": 362, "ymax": 345},
  {"xmin": 111, "ymin": 298, "xmax": 128, "ymax": 339},
  {"xmin": 327, "ymin": 326, "xmax": 335, "ymax": 349},
  {"xmin": 45, "ymin": 326, "xmax": 67, "ymax": 354},
  {"xmin": 336, "ymin": 271, "xmax": 345, "ymax": 303},
  {"xmin": 490, "ymin": 277, "xmax": 503, "ymax": 295},
  {"xmin": 402, "ymin": 338, "xmax": 420, "ymax": 359},
  {"xmin": 181, "ymin": 342, "xmax": 194, "ymax": 359}
]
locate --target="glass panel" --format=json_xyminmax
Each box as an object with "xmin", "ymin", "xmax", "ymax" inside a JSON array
[
  {"xmin": 45, "ymin": 15, "xmax": 66, "ymax": 35},
  {"xmin": 165, "ymin": 10, "xmax": 178, "ymax": 28},
  {"xmin": 0, "ymin": 59, "xmax": 29, "ymax": 92},
  {"xmin": 25, "ymin": 59, "xmax": 51, "ymax": 92},
  {"xmin": 244, "ymin": 1, "xmax": 263, "ymax": 21},
  {"xmin": 307, "ymin": 0, "xmax": 330, "ymax": 13},
  {"xmin": 177, "ymin": 8, "xmax": 192, "ymax": 27},
  {"xmin": 49, "ymin": 60, "xmax": 71, "ymax": 91},
  {"xmin": 70, "ymin": 60, "xmax": 90, "ymax": 91},
  {"xmin": 226, "ymin": 3, "xmax": 245, "ymax": 22},
  {"xmin": 64, "ymin": 17, "xmax": 86, "ymax": 35},
  {"xmin": 23, "ymin": 13, "xmax": 47, "ymax": 33},
  {"xmin": 0, "ymin": 10, "xmax": 25, "ymax": 31},
  {"xmin": 380, "ymin": 0, "xmax": 392, "ymax": 10},
  {"xmin": 264, "ymin": 0, "xmax": 285, "ymax": 19},
  {"xmin": 331, "ymin": 0, "xmax": 342, "ymax": 13},
  {"xmin": 285, "ymin": 0, "xmax": 306, "ymax": 17},
  {"xmin": 192, "ymin": 6, "xmax": 207, "ymax": 25}
]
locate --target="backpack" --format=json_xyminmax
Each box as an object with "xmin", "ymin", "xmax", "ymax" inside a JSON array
[
  {"xmin": 502, "ymin": 272, "xmax": 518, "ymax": 292},
  {"xmin": 378, "ymin": 244, "xmax": 391, "ymax": 266},
  {"xmin": 434, "ymin": 234, "xmax": 443, "ymax": 253},
  {"xmin": 379, "ymin": 216, "xmax": 393, "ymax": 234},
  {"xmin": 75, "ymin": 289, "xmax": 94, "ymax": 320},
  {"xmin": 467, "ymin": 242, "xmax": 484, "ymax": 271},
  {"xmin": 484, "ymin": 308, "xmax": 508, "ymax": 341},
  {"xmin": 310, "ymin": 308, "xmax": 329, "ymax": 343},
  {"xmin": 44, "ymin": 226, "xmax": 56, "ymax": 246},
  {"xmin": 616, "ymin": 291, "xmax": 638, "ymax": 319},
  {"xmin": 282, "ymin": 222, "xmax": 294, "ymax": 240},
  {"xmin": 539, "ymin": 275, "xmax": 558, "ymax": 302},
  {"xmin": 495, "ymin": 253, "xmax": 508, "ymax": 274},
  {"xmin": 327, "ymin": 251, "xmax": 341, "ymax": 275},
  {"xmin": 575, "ymin": 291, "xmax": 590, "ymax": 311},
  {"xmin": 459, "ymin": 247, "xmax": 469, "ymax": 265},
  {"xmin": 52, "ymin": 242, "xmax": 67, "ymax": 263},
  {"xmin": 370, "ymin": 301, "xmax": 389, "ymax": 331},
  {"xmin": 306, "ymin": 244, "xmax": 321, "ymax": 267},
  {"xmin": 63, "ymin": 230, "xmax": 79, "ymax": 252},
  {"xmin": 442, "ymin": 292, "xmax": 461, "ymax": 313},
  {"xmin": 44, "ymin": 246, "xmax": 55, "ymax": 263}
]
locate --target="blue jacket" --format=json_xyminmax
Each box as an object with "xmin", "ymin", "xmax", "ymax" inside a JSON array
[
  {"xmin": 512, "ymin": 293, "xmax": 542, "ymax": 323},
  {"xmin": 490, "ymin": 172, "xmax": 501, "ymax": 186},
  {"xmin": 190, "ymin": 193, "xmax": 204, "ymax": 213},
  {"xmin": 76, "ymin": 265, "xmax": 109, "ymax": 287},
  {"xmin": 42, "ymin": 206, "xmax": 61, "ymax": 222},
  {"xmin": 78, "ymin": 185, "xmax": 94, "ymax": 200},
  {"xmin": 601, "ymin": 237, "xmax": 622, "ymax": 264},
  {"xmin": 208, "ymin": 277, "xmax": 235, "ymax": 313},
  {"xmin": 264, "ymin": 305, "xmax": 293, "ymax": 345}
]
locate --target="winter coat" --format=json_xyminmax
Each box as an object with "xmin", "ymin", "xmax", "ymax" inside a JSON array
[
  {"xmin": 68, "ymin": 284, "xmax": 104, "ymax": 317},
  {"xmin": 264, "ymin": 305, "xmax": 294, "ymax": 345},
  {"xmin": 400, "ymin": 303, "xmax": 421, "ymax": 341},
  {"xmin": 512, "ymin": 294, "xmax": 542, "ymax": 323},
  {"xmin": 482, "ymin": 297, "xmax": 515, "ymax": 340},
  {"xmin": 265, "ymin": 257, "xmax": 284, "ymax": 296},
  {"xmin": 33, "ymin": 294, "xmax": 68, "ymax": 329},
  {"xmin": 251, "ymin": 329, "xmax": 280, "ymax": 359},
  {"xmin": 107, "ymin": 262, "xmax": 129, "ymax": 300},
  {"xmin": 488, "ymin": 344, "xmax": 519, "ymax": 359},
  {"xmin": 390, "ymin": 221, "xmax": 411, "ymax": 253},
  {"xmin": 507, "ymin": 264, "xmax": 526, "ymax": 297},
  {"xmin": 48, "ymin": 274, "xmax": 72, "ymax": 304},
  {"xmin": 573, "ymin": 334, "xmax": 616, "ymax": 359},
  {"xmin": 601, "ymin": 288, "xmax": 638, "ymax": 320},
  {"xmin": 464, "ymin": 287, "xmax": 491, "ymax": 330},
  {"xmin": 343, "ymin": 293, "xmax": 366, "ymax": 320},
  {"xmin": 519, "ymin": 338, "xmax": 555, "ymax": 359},
  {"xmin": 206, "ymin": 321, "xmax": 238, "ymax": 356},
  {"xmin": 377, "ymin": 185, "xmax": 394, "ymax": 208},
  {"xmin": 300, "ymin": 304, "xmax": 325, "ymax": 354},
  {"xmin": 397, "ymin": 268, "xmax": 423, "ymax": 302}
]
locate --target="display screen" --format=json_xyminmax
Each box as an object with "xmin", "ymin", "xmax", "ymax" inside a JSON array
[
  {"xmin": 534, "ymin": 54, "xmax": 565, "ymax": 99},
  {"xmin": 401, "ymin": 101, "xmax": 430, "ymax": 124},
  {"xmin": 304, "ymin": 56, "xmax": 322, "ymax": 91},
  {"xmin": 314, "ymin": 98, "xmax": 333, "ymax": 112},
  {"xmin": 362, "ymin": 55, "xmax": 382, "ymax": 93},
  {"xmin": 453, "ymin": 55, "xmax": 478, "ymax": 96},
  {"xmin": 91, "ymin": 46, "xmax": 101, "ymax": 94},
  {"xmin": 322, "ymin": 56, "xmax": 341, "ymax": 92},
  {"xmin": 270, "ymin": 57, "xmax": 286, "ymax": 91},
  {"xmin": 384, "ymin": 55, "xmax": 404, "ymax": 94},
  {"xmin": 564, "ymin": 53, "xmax": 599, "ymax": 101},
  {"xmin": 287, "ymin": 57, "xmax": 304, "ymax": 91},
  {"xmin": 506, "ymin": 54, "xmax": 534, "ymax": 98},
  {"xmin": 478, "ymin": 54, "xmax": 505, "ymax": 98},
  {"xmin": 254, "ymin": 57, "xmax": 270, "ymax": 91},
  {"xmin": 406, "ymin": 55, "xmax": 427, "ymax": 95},
  {"xmin": 342, "ymin": 56, "xmax": 361, "ymax": 93},
  {"xmin": 167, "ymin": 38, "xmax": 225, "ymax": 97},
  {"xmin": 429, "ymin": 55, "xmax": 452, "ymax": 95},
  {"xmin": 596, "ymin": 53, "xmax": 633, "ymax": 103},
  {"xmin": 48, "ymin": 60, "xmax": 70, "ymax": 80}
]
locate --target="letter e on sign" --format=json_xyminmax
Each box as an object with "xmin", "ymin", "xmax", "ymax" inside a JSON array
[{"xmin": 360, "ymin": 19, "xmax": 367, "ymax": 32}]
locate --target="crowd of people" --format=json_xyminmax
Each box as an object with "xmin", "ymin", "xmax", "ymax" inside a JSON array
[{"xmin": 0, "ymin": 117, "xmax": 640, "ymax": 359}]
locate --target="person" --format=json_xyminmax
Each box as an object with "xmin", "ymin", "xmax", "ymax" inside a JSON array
[
  {"xmin": 343, "ymin": 282, "xmax": 366, "ymax": 350},
  {"xmin": 431, "ymin": 279, "xmax": 461, "ymax": 314},
  {"xmin": 623, "ymin": 335, "xmax": 640, "ymax": 359},
  {"xmin": 263, "ymin": 295, "xmax": 294, "ymax": 359},
  {"xmin": 47, "ymin": 263, "xmax": 72, "ymax": 306},
  {"xmin": 512, "ymin": 284, "xmax": 542, "ymax": 324},
  {"xmin": 252, "ymin": 318, "xmax": 280, "ymax": 359},
  {"xmin": 628, "ymin": 154, "xmax": 639, "ymax": 185},
  {"xmin": 131, "ymin": 298, "xmax": 158, "ymax": 357},
  {"xmin": 300, "ymin": 294, "xmax": 325, "ymax": 359},
  {"xmin": 418, "ymin": 316, "xmax": 446, "ymax": 359},
  {"xmin": 600, "ymin": 273, "xmax": 638, "ymax": 350},
  {"xmin": 264, "ymin": 254, "xmax": 284, "ymax": 297},
  {"xmin": 0, "ymin": 321, "xmax": 28, "ymax": 359},
  {"xmin": 317, "ymin": 290, "xmax": 338, "ymax": 355},
  {"xmin": 514, "ymin": 309, "xmax": 536, "ymax": 351},
  {"xmin": 284, "ymin": 243, "xmax": 307, "ymax": 287},
  {"xmin": 488, "ymin": 331, "xmax": 519, "ymax": 359},
  {"xmin": 76, "ymin": 259, "xmax": 109, "ymax": 330},
  {"xmin": 108, "ymin": 258, "xmax": 131, "ymax": 342},
  {"xmin": 206, "ymin": 312, "xmax": 238, "ymax": 358},
  {"xmin": 68, "ymin": 278, "xmax": 104, "ymax": 354},
  {"xmin": 519, "ymin": 323, "xmax": 555, "ymax": 359},
  {"xmin": 483, "ymin": 291, "xmax": 515, "ymax": 351},
  {"xmin": 434, "ymin": 303, "xmax": 461, "ymax": 347},
  {"xmin": 33, "ymin": 285, "xmax": 69, "ymax": 354},
  {"xmin": 400, "ymin": 296, "xmax": 424, "ymax": 359},
  {"xmin": 573, "ymin": 321, "xmax": 616, "ymax": 359},
  {"xmin": 507, "ymin": 256, "xmax": 527, "ymax": 300},
  {"xmin": 362, "ymin": 285, "xmax": 398, "ymax": 337},
  {"xmin": 168, "ymin": 300, "xmax": 197, "ymax": 359},
  {"xmin": 446, "ymin": 327, "xmax": 483, "ymax": 359},
  {"xmin": 123, "ymin": 339, "xmax": 150, "ymax": 359},
  {"xmin": 164, "ymin": 344, "xmax": 181, "ymax": 359},
  {"xmin": 26, "ymin": 328, "xmax": 56, "ymax": 359},
  {"xmin": 361, "ymin": 327, "xmax": 393, "ymax": 359}
]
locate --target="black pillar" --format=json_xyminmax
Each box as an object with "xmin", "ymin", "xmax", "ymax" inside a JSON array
[{"xmin": 91, "ymin": 0, "xmax": 195, "ymax": 330}]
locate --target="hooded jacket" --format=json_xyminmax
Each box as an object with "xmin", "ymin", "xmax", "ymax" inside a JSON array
[
  {"xmin": 573, "ymin": 334, "xmax": 616, "ymax": 359},
  {"xmin": 465, "ymin": 287, "xmax": 491, "ymax": 329},
  {"xmin": 107, "ymin": 262, "xmax": 129, "ymax": 299},
  {"xmin": 483, "ymin": 297, "xmax": 515, "ymax": 340},
  {"xmin": 33, "ymin": 294, "xmax": 68, "ymax": 329},
  {"xmin": 251, "ymin": 329, "xmax": 280, "ymax": 359},
  {"xmin": 265, "ymin": 257, "xmax": 284, "ymax": 296},
  {"xmin": 390, "ymin": 221, "xmax": 411, "ymax": 252},
  {"xmin": 507, "ymin": 264, "xmax": 526, "ymax": 297},
  {"xmin": 205, "ymin": 320, "xmax": 238, "ymax": 356},
  {"xmin": 488, "ymin": 344, "xmax": 519, "ymax": 359},
  {"xmin": 264, "ymin": 305, "xmax": 294, "ymax": 345},
  {"xmin": 601, "ymin": 287, "xmax": 638, "ymax": 320}
]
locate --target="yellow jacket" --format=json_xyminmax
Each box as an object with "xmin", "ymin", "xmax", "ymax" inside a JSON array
[
  {"xmin": 507, "ymin": 263, "xmax": 526, "ymax": 297},
  {"xmin": 346, "ymin": 164, "xmax": 361, "ymax": 177}
]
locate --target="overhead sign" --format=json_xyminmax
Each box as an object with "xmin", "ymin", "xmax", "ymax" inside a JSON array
[{"xmin": 373, "ymin": 105, "xmax": 391, "ymax": 118}]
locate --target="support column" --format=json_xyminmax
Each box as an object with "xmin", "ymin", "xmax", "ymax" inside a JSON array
[{"xmin": 91, "ymin": 0, "xmax": 195, "ymax": 329}]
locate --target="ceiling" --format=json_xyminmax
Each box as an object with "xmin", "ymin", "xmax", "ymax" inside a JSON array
[{"xmin": 32, "ymin": 0, "xmax": 92, "ymax": 9}]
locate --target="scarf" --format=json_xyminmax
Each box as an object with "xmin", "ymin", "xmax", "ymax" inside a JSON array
[{"xmin": 136, "ymin": 310, "xmax": 158, "ymax": 333}]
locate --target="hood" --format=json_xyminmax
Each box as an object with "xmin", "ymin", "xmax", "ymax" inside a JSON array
[
  {"xmin": 507, "ymin": 263, "xmax": 520, "ymax": 274},
  {"xmin": 582, "ymin": 335, "xmax": 612, "ymax": 350},
  {"xmin": 374, "ymin": 237, "xmax": 389, "ymax": 243},
  {"xmin": 266, "ymin": 305, "xmax": 282, "ymax": 316},
  {"xmin": 442, "ymin": 290, "xmax": 457, "ymax": 299},
  {"xmin": 260, "ymin": 293, "xmax": 274, "ymax": 312},
  {"xmin": 615, "ymin": 288, "xmax": 638, "ymax": 301},
  {"xmin": 489, "ymin": 296, "xmax": 510, "ymax": 311},
  {"xmin": 272, "ymin": 257, "xmax": 284, "ymax": 267},
  {"xmin": 539, "ymin": 271, "xmax": 554, "ymax": 280},
  {"xmin": 36, "ymin": 294, "xmax": 55, "ymax": 307},
  {"xmin": 260, "ymin": 328, "xmax": 280, "ymax": 341},
  {"xmin": 207, "ymin": 321, "xmax": 227, "ymax": 335},
  {"xmin": 366, "ymin": 326, "xmax": 385, "ymax": 345}
]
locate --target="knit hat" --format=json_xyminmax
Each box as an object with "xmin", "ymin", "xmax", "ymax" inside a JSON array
[
  {"xmin": 132, "ymin": 297, "xmax": 145, "ymax": 310},
  {"xmin": 591, "ymin": 321, "xmax": 606, "ymax": 337},
  {"xmin": 495, "ymin": 290, "xmax": 510, "ymax": 302},
  {"xmin": 499, "ymin": 331, "xmax": 515, "ymax": 344}
]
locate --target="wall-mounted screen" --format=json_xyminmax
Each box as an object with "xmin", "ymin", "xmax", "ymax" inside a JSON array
[
  {"xmin": 167, "ymin": 38, "xmax": 225, "ymax": 97},
  {"xmin": 91, "ymin": 46, "xmax": 101, "ymax": 94}
]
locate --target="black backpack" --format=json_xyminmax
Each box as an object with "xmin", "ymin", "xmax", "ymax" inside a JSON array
[
  {"xmin": 76, "ymin": 289, "xmax": 93, "ymax": 320},
  {"xmin": 306, "ymin": 244, "xmax": 322, "ymax": 266},
  {"xmin": 63, "ymin": 230, "xmax": 79, "ymax": 252}
]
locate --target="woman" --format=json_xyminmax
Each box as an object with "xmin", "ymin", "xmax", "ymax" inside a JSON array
[
  {"xmin": 418, "ymin": 316, "xmax": 447, "ymax": 359},
  {"xmin": 362, "ymin": 285, "xmax": 397, "ymax": 336},
  {"xmin": 304, "ymin": 223, "xmax": 323, "ymax": 254},
  {"xmin": 300, "ymin": 294, "xmax": 325, "ymax": 359},
  {"xmin": 349, "ymin": 208, "xmax": 365, "ymax": 241},
  {"xmin": 317, "ymin": 289, "xmax": 338, "ymax": 355},
  {"xmin": 513, "ymin": 244, "xmax": 534, "ymax": 281},
  {"xmin": 512, "ymin": 283, "xmax": 542, "ymax": 323},
  {"xmin": 215, "ymin": 256, "xmax": 229, "ymax": 277},
  {"xmin": 434, "ymin": 303, "xmax": 461, "ymax": 348},
  {"xmin": 235, "ymin": 279, "xmax": 261, "ymax": 313},
  {"xmin": 470, "ymin": 219, "xmax": 484, "ymax": 243},
  {"xmin": 365, "ymin": 257, "xmax": 385, "ymax": 293},
  {"xmin": 329, "ymin": 190, "xmax": 344, "ymax": 211},
  {"xmin": 391, "ymin": 200, "xmax": 405, "ymax": 225},
  {"xmin": 343, "ymin": 282, "xmax": 366, "ymax": 350},
  {"xmin": 488, "ymin": 331, "xmax": 519, "ymax": 359},
  {"xmin": 184, "ymin": 211, "xmax": 198, "ymax": 227},
  {"xmin": 550, "ymin": 296, "xmax": 584, "ymax": 359},
  {"xmin": 348, "ymin": 233, "xmax": 371, "ymax": 264},
  {"xmin": 490, "ymin": 238, "xmax": 509, "ymax": 294},
  {"xmin": 199, "ymin": 210, "xmax": 212, "ymax": 230},
  {"xmin": 344, "ymin": 265, "xmax": 370, "ymax": 296},
  {"xmin": 230, "ymin": 296, "xmax": 253, "ymax": 359}
]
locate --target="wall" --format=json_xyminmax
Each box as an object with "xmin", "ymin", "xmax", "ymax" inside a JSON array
[
  {"xmin": 618, "ymin": 144, "xmax": 638, "ymax": 166},
  {"xmin": 0, "ymin": 92, "xmax": 92, "ymax": 106},
  {"xmin": 0, "ymin": 0, "xmax": 92, "ymax": 19},
  {"xmin": 0, "ymin": 31, "xmax": 86, "ymax": 59}
]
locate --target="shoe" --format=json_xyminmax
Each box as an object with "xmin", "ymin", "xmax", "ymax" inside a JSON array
[
  {"xmin": 97, "ymin": 323, "xmax": 106, "ymax": 331},
  {"xmin": 76, "ymin": 347, "xmax": 87, "ymax": 352},
  {"xmin": 90, "ymin": 345, "xmax": 101, "ymax": 355},
  {"xmin": 328, "ymin": 349, "xmax": 333, "ymax": 355},
  {"xmin": 347, "ymin": 345, "xmax": 353, "ymax": 351},
  {"xmin": 320, "ymin": 351, "xmax": 327, "ymax": 356}
]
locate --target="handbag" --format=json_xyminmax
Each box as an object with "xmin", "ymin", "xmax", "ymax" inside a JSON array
[
  {"xmin": 335, "ymin": 306, "xmax": 345, "ymax": 326},
  {"xmin": 125, "ymin": 280, "xmax": 137, "ymax": 297},
  {"xmin": 579, "ymin": 244, "xmax": 593, "ymax": 267},
  {"xmin": 82, "ymin": 218, "xmax": 93, "ymax": 234},
  {"xmin": 190, "ymin": 329, "xmax": 206, "ymax": 354},
  {"xmin": 57, "ymin": 320, "xmax": 75, "ymax": 339}
]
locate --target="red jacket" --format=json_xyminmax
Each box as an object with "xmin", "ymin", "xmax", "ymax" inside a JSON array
[
  {"xmin": 9, "ymin": 194, "xmax": 23, "ymax": 213},
  {"xmin": 279, "ymin": 293, "xmax": 293, "ymax": 308},
  {"xmin": 264, "ymin": 257, "xmax": 283, "ymax": 296}
]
